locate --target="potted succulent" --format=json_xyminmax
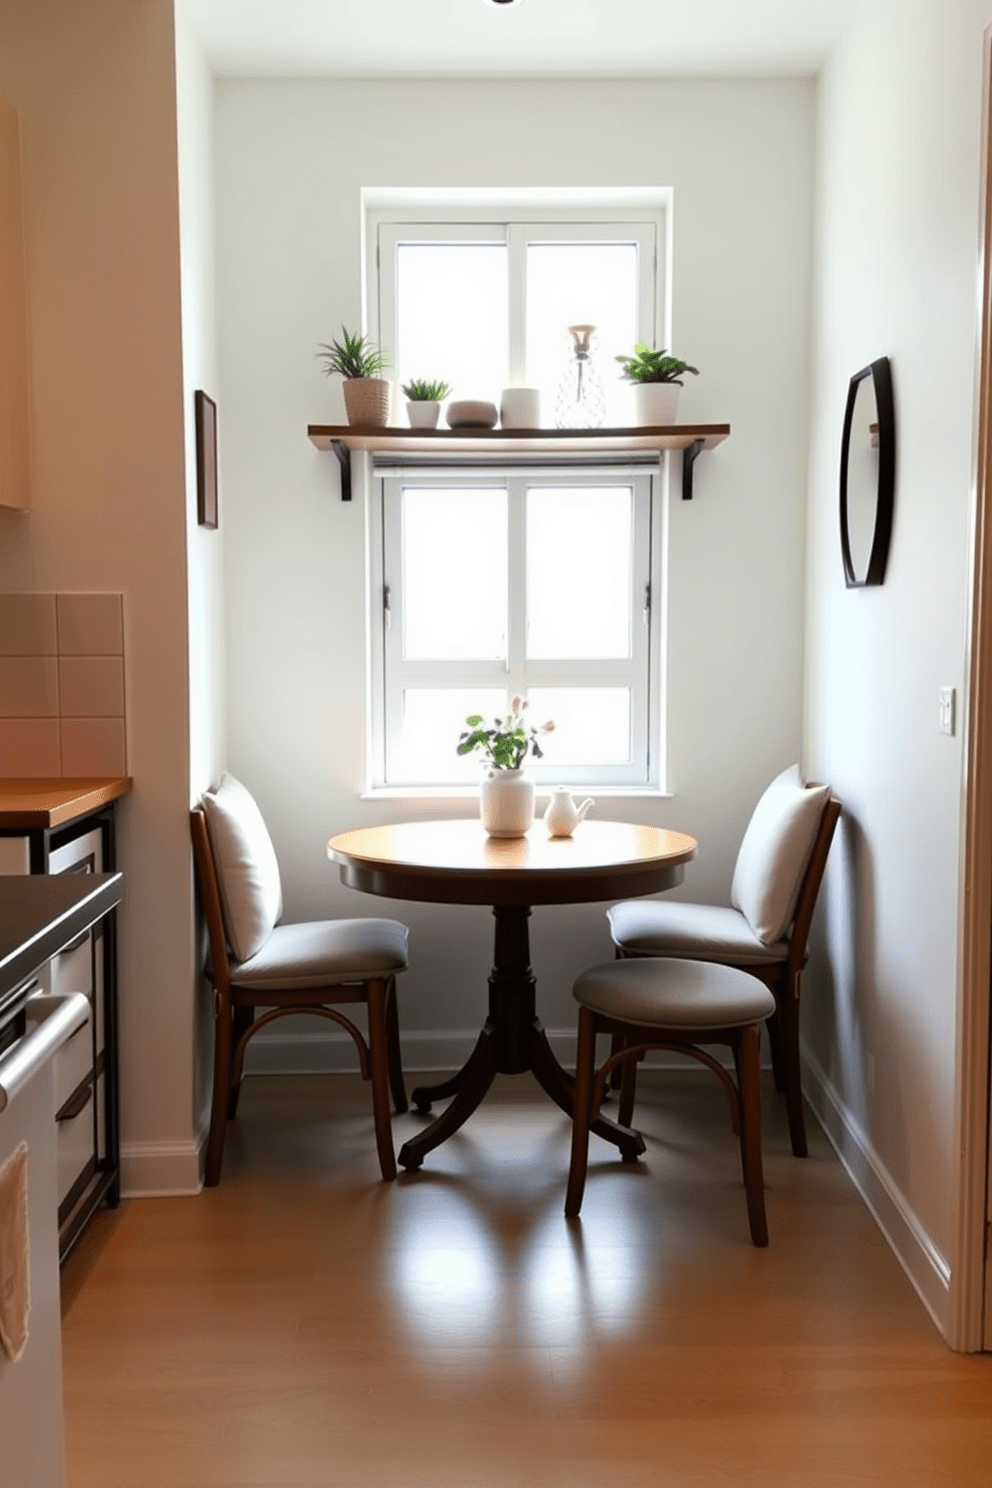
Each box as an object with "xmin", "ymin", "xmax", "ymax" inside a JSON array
[
  {"xmin": 615, "ymin": 343, "xmax": 699, "ymax": 427},
  {"xmin": 457, "ymin": 698, "xmax": 555, "ymax": 838},
  {"xmin": 317, "ymin": 327, "xmax": 392, "ymax": 427},
  {"xmin": 402, "ymin": 377, "xmax": 451, "ymax": 430}
]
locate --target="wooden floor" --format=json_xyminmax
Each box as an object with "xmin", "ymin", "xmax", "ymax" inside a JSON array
[{"xmin": 61, "ymin": 1070, "xmax": 992, "ymax": 1488}]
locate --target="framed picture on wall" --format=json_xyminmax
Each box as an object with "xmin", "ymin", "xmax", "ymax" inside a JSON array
[{"xmin": 195, "ymin": 389, "xmax": 218, "ymax": 529}]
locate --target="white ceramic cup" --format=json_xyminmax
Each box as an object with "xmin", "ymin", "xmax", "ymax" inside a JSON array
[{"xmin": 500, "ymin": 387, "xmax": 541, "ymax": 429}]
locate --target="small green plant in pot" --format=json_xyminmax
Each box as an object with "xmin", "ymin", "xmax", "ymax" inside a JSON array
[
  {"xmin": 458, "ymin": 698, "xmax": 555, "ymax": 839},
  {"xmin": 317, "ymin": 327, "xmax": 392, "ymax": 426},
  {"xmin": 615, "ymin": 343, "xmax": 699, "ymax": 427},
  {"xmin": 402, "ymin": 377, "xmax": 452, "ymax": 430}
]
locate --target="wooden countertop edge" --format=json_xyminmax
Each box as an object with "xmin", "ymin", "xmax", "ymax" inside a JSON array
[{"xmin": 0, "ymin": 777, "xmax": 133, "ymax": 829}]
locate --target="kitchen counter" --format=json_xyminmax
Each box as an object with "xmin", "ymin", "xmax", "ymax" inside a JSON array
[
  {"xmin": 0, "ymin": 872, "xmax": 124, "ymax": 1002},
  {"xmin": 0, "ymin": 776, "xmax": 132, "ymax": 830}
]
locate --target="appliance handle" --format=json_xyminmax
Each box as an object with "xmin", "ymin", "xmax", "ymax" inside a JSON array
[{"xmin": 0, "ymin": 992, "xmax": 90, "ymax": 1112}]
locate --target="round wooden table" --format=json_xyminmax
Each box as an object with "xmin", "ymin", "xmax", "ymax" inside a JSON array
[{"xmin": 327, "ymin": 818, "xmax": 697, "ymax": 1171}]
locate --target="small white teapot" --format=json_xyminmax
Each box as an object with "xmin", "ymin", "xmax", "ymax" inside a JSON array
[{"xmin": 544, "ymin": 787, "xmax": 595, "ymax": 838}]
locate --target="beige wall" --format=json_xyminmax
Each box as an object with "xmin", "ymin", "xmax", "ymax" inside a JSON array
[{"xmin": 0, "ymin": 0, "xmax": 199, "ymax": 1191}]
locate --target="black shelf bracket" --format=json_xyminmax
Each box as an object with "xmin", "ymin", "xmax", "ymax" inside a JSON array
[
  {"xmin": 681, "ymin": 438, "xmax": 705, "ymax": 501},
  {"xmin": 331, "ymin": 440, "xmax": 352, "ymax": 501}
]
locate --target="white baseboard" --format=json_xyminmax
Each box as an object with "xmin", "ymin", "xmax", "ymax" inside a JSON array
[
  {"xmin": 120, "ymin": 1139, "xmax": 203, "ymax": 1197},
  {"xmin": 801, "ymin": 1044, "xmax": 951, "ymax": 1339}
]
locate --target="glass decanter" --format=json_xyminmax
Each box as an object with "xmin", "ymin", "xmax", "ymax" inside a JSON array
[{"xmin": 554, "ymin": 324, "xmax": 607, "ymax": 429}]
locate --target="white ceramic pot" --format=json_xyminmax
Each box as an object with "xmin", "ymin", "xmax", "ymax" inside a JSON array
[
  {"xmin": 406, "ymin": 400, "xmax": 440, "ymax": 429},
  {"xmin": 633, "ymin": 381, "xmax": 680, "ymax": 427},
  {"xmin": 479, "ymin": 768, "xmax": 535, "ymax": 838},
  {"xmin": 500, "ymin": 387, "xmax": 541, "ymax": 429},
  {"xmin": 342, "ymin": 377, "xmax": 392, "ymax": 427}
]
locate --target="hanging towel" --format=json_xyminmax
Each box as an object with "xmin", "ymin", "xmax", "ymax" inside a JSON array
[{"xmin": 0, "ymin": 1141, "xmax": 30, "ymax": 1362}]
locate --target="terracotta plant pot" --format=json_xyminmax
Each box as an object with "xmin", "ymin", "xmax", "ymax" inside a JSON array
[{"xmin": 342, "ymin": 377, "xmax": 391, "ymax": 427}]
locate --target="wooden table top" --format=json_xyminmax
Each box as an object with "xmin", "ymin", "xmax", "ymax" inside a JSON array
[{"xmin": 328, "ymin": 819, "xmax": 697, "ymax": 907}]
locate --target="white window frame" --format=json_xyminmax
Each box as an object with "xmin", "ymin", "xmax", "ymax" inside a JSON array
[
  {"xmin": 360, "ymin": 189, "xmax": 674, "ymax": 796},
  {"xmin": 367, "ymin": 465, "xmax": 664, "ymax": 791},
  {"xmin": 373, "ymin": 218, "xmax": 659, "ymax": 390}
]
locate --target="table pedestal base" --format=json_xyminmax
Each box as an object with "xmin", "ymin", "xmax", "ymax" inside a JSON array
[{"xmin": 397, "ymin": 904, "xmax": 646, "ymax": 1172}]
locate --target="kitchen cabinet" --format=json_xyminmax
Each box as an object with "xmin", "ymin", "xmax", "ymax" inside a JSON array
[{"xmin": 0, "ymin": 776, "xmax": 131, "ymax": 1260}]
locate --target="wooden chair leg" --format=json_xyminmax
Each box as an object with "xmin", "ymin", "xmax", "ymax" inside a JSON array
[
  {"xmin": 205, "ymin": 994, "xmax": 234, "ymax": 1187},
  {"xmin": 227, "ymin": 1005, "xmax": 255, "ymax": 1118},
  {"xmin": 385, "ymin": 976, "xmax": 408, "ymax": 1114},
  {"xmin": 617, "ymin": 1045, "xmax": 640, "ymax": 1128},
  {"xmin": 765, "ymin": 1005, "xmax": 786, "ymax": 1092},
  {"xmin": 736, "ymin": 1023, "xmax": 768, "ymax": 1247},
  {"xmin": 775, "ymin": 984, "xmax": 808, "ymax": 1158},
  {"xmin": 608, "ymin": 1029, "xmax": 625, "ymax": 1091},
  {"xmin": 366, "ymin": 980, "xmax": 397, "ymax": 1182},
  {"xmin": 565, "ymin": 1007, "xmax": 598, "ymax": 1217}
]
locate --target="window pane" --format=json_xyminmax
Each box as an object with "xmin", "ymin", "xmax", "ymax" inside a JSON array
[
  {"xmin": 526, "ymin": 486, "xmax": 632, "ymax": 659},
  {"xmin": 403, "ymin": 487, "xmax": 507, "ymax": 660},
  {"xmin": 394, "ymin": 688, "xmax": 508, "ymax": 783},
  {"xmin": 525, "ymin": 243, "xmax": 639, "ymax": 426},
  {"xmin": 396, "ymin": 244, "xmax": 508, "ymax": 405},
  {"xmin": 528, "ymin": 688, "xmax": 632, "ymax": 766}
]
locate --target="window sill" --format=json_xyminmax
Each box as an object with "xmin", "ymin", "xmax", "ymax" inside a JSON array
[{"xmin": 360, "ymin": 785, "xmax": 673, "ymax": 803}]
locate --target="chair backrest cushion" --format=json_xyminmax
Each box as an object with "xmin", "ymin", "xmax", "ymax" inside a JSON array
[
  {"xmin": 200, "ymin": 773, "xmax": 283, "ymax": 962},
  {"xmin": 730, "ymin": 766, "xmax": 831, "ymax": 945}
]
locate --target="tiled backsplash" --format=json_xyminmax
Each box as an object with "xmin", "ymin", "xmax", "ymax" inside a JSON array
[{"xmin": 0, "ymin": 593, "xmax": 127, "ymax": 776}]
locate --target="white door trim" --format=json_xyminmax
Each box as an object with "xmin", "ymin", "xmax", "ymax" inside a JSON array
[{"xmin": 950, "ymin": 23, "xmax": 992, "ymax": 1354}]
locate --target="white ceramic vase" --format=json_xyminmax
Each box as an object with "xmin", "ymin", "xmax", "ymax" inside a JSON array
[
  {"xmin": 479, "ymin": 768, "xmax": 535, "ymax": 838},
  {"xmin": 633, "ymin": 381, "xmax": 680, "ymax": 427}
]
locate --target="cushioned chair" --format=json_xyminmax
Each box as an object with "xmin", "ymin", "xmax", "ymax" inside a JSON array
[
  {"xmin": 606, "ymin": 767, "xmax": 840, "ymax": 1158},
  {"xmin": 565, "ymin": 958, "xmax": 776, "ymax": 1245},
  {"xmin": 191, "ymin": 773, "xmax": 409, "ymax": 1186}
]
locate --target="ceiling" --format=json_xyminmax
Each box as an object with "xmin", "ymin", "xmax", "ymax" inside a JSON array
[{"xmin": 183, "ymin": 0, "xmax": 855, "ymax": 79}]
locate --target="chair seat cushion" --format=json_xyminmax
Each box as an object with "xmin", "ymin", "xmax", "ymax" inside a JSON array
[
  {"xmin": 607, "ymin": 899, "xmax": 788, "ymax": 965},
  {"xmin": 230, "ymin": 917, "xmax": 409, "ymax": 990},
  {"xmin": 574, "ymin": 957, "xmax": 776, "ymax": 1029}
]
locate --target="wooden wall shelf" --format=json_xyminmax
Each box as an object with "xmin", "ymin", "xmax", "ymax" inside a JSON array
[{"xmin": 307, "ymin": 423, "xmax": 730, "ymax": 502}]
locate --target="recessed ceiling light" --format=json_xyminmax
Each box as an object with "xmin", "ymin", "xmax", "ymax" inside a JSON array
[{"xmin": 482, "ymin": 0, "xmax": 529, "ymax": 7}]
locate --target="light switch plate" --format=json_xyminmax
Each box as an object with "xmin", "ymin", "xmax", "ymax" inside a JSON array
[{"xmin": 939, "ymin": 686, "xmax": 956, "ymax": 736}]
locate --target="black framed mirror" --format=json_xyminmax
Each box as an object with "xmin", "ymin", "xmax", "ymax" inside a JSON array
[{"xmin": 839, "ymin": 355, "xmax": 895, "ymax": 587}]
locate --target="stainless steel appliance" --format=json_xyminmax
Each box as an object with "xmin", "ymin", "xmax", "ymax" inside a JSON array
[
  {"xmin": 0, "ymin": 983, "xmax": 89, "ymax": 1488},
  {"xmin": 0, "ymin": 869, "xmax": 123, "ymax": 1488}
]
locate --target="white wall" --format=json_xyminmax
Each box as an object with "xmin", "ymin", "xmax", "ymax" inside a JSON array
[
  {"xmin": 213, "ymin": 77, "xmax": 815, "ymax": 1072},
  {"xmin": 803, "ymin": 0, "xmax": 992, "ymax": 1340},
  {"xmin": 0, "ymin": 0, "xmax": 200, "ymax": 1190},
  {"xmin": 175, "ymin": 2, "xmax": 227, "ymax": 1137}
]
